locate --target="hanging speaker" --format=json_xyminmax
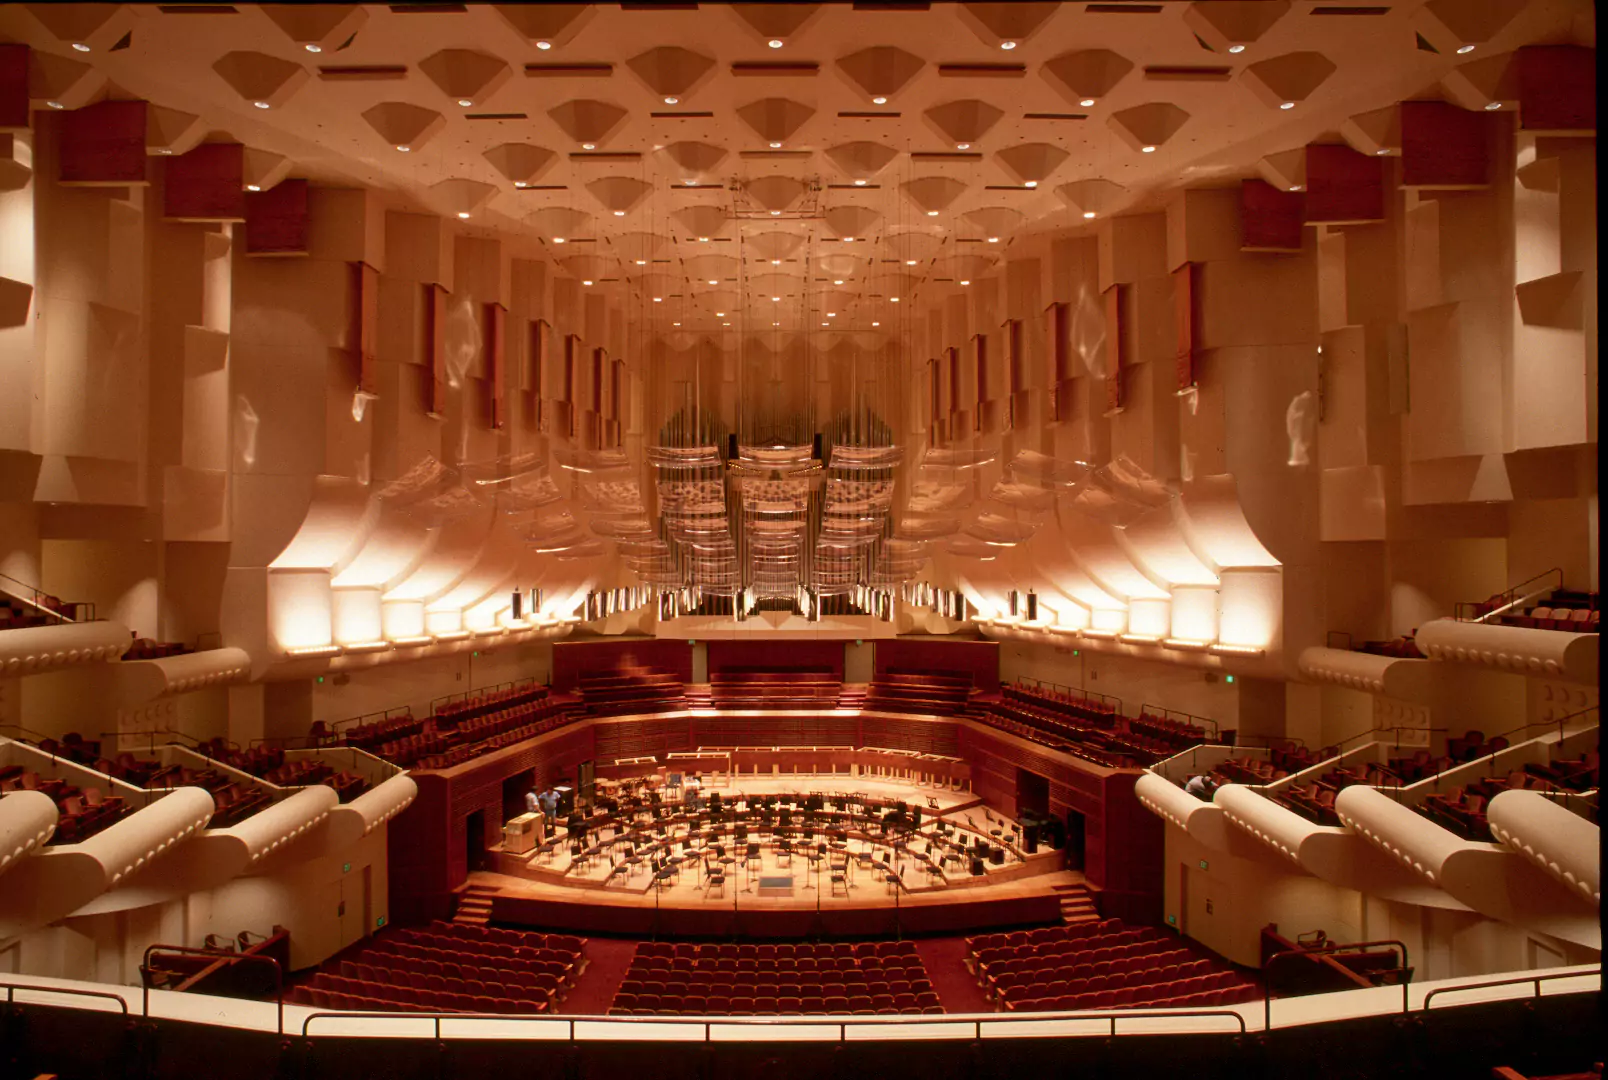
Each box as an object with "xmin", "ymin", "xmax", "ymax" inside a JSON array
[
  {"xmin": 1026, "ymin": 591, "xmax": 1038, "ymax": 621},
  {"xmin": 511, "ymin": 590, "xmax": 523, "ymax": 620},
  {"xmin": 1009, "ymin": 590, "xmax": 1019, "ymax": 617}
]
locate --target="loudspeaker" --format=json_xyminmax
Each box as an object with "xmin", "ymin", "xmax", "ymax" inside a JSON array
[
  {"xmin": 511, "ymin": 590, "xmax": 522, "ymax": 619},
  {"xmin": 970, "ymin": 857, "xmax": 986, "ymax": 876}
]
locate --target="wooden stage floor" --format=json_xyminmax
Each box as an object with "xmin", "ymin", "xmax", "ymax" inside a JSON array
[{"xmin": 476, "ymin": 776, "xmax": 1077, "ymax": 938}]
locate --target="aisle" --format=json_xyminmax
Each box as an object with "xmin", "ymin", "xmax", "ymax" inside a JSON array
[
  {"xmin": 557, "ymin": 936, "xmax": 637, "ymax": 1015},
  {"xmin": 914, "ymin": 936, "xmax": 994, "ymax": 1015}
]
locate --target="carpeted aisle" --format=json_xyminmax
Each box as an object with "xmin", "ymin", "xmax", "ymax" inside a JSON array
[
  {"xmin": 558, "ymin": 937, "xmax": 638, "ymax": 1015},
  {"xmin": 915, "ymin": 936, "xmax": 994, "ymax": 1015}
]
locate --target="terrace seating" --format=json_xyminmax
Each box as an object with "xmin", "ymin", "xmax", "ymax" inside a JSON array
[
  {"xmin": 608, "ymin": 939, "xmax": 942, "ymax": 1016},
  {"xmin": 145, "ymin": 765, "xmax": 274, "ymax": 829},
  {"xmin": 973, "ymin": 685, "xmax": 1221, "ymax": 768},
  {"xmin": 865, "ymin": 670, "xmax": 973, "ymax": 714},
  {"xmin": 1272, "ymin": 765, "xmax": 1372, "ymax": 826},
  {"xmin": 0, "ymin": 767, "xmax": 128, "ymax": 844},
  {"xmin": 121, "ymin": 637, "xmax": 194, "ymax": 661},
  {"xmin": 710, "ymin": 669, "xmax": 843, "ymax": 710},
  {"xmin": 578, "ymin": 669, "xmax": 686, "ymax": 716},
  {"xmin": 964, "ymin": 918, "xmax": 1260, "ymax": 1013},
  {"xmin": 0, "ymin": 596, "xmax": 54, "ymax": 629},
  {"xmin": 287, "ymin": 921, "xmax": 587, "ymax": 1015}
]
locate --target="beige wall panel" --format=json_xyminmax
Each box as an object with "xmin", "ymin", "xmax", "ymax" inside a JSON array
[
  {"xmin": 453, "ymin": 235, "xmax": 506, "ymax": 307},
  {"xmin": 309, "ymin": 188, "xmax": 385, "ymax": 271},
  {"xmin": 1507, "ymin": 496, "xmax": 1595, "ymax": 591},
  {"xmin": 1340, "ymin": 219, "xmax": 1401, "ymax": 328},
  {"xmin": 229, "ymin": 473, "xmax": 317, "ymax": 570},
  {"xmin": 1401, "ymin": 453, "xmax": 1512, "ymax": 505},
  {"xmin": 1316, "ymin": 230, "xmax": 1348, "ymax": 334},
  {"xmin": 232, "ymin": 256, "xmax": 354, "ymax": 353},
  {"xmin": 1386, "ymin": 536, "xmax": 1506, "ymax": 637},
  {"xmin": 1098, "ymin": 212, "xmax": 1167, "ymax": 292},
  {"xmin": 384, "ymin": 211, "xmax": 451, "ymax": 287},
  {"xmin": 1126, "ymin": 273, "xmax": 1176, "ymax": 369},
  {"xmin": 369, "ymin": 358, "xmax": 446, "ymax": 486},
  {"xmin": 39, "ymin": 296, "xmax": 146, "ymax": 465},
  {"xmin": 1404, "ymin": 301, "xmax": 1504, "ymax": 462},
  {"xmin": 41, "ymin": 538, "xmax": 159, "ymax": 637},
  {"xmin": 180, "ymin": 326, "xmax": 230, "ymax": 473},
  {"xmin": 162, "ymin": 465, "xmax": 229, "ymax": 543},
  {"xmin": 230, "ymin": 341, "xmax": 329, "ymax": 479},
  {"xmin": 376, "ymin": 276, "xmax": 425, "ymax": 366},
  {"xmin": 161, "ymin": 539, "xmax": 230, "ymax": 646},
  {"xmin": 1320, "ymin": 466, "xmax": 1388, "ymax": 542},
  {"xmin": 1164, "ymin": 186, "xmax": 1243, "ymax": 270},
  {"xmin": 1195, "ymin": 253, "xmax": 1317, "ymax": 351},
  {"xmin": 31, "ymin": 455, "xmax": 145, "ymax": 507},
  {"xmin": 1511, "ymin": 316, "xmax": 1589, "ymax": 450}
]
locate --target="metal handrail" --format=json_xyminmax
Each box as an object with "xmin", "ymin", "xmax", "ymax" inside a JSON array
[
  {"xmin": 300, "ymin": 1005, "xmax": 1247, "ymax": 1041},
  {"xmin": 0, "ymin": 569, "xmax": 96, "ymax": 624},
  {"xmin": 1422, "ymin": 968, "xmax": 1599, "ymax": 1012},
  {"xmin": 1264, "ymin": 939, "xmax": 1411, "ymax": 1031},
  {"xmin": 1454, "ymin": 566, "xmax": 1564, "ymax": 623},
  {"xmin": 141, "ymin": 944, "xmax": 283, "ymax": 1036},
  {"xmin": 2, "ymin": 981, "xmax": 130, "ymax": 1014},
  {"xmin": 1138, "ymin": 703, "xmax": 1221, "ymax": 736}
]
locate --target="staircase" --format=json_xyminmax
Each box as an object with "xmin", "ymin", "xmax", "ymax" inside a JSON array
[
  {"xmin": 837, "ymin": 685, "xmax": 867, "ymax": 709},
  {"xmin": 452, "ymin": 883, "xmax": 500, "ymax": 927},
  {"xmin": 1053, "ymin": 882, "xmax": 1099, "ymax": 926}
]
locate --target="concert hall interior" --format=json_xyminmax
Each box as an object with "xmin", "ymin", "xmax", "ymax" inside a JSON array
[{"xmin": 0, "ymin": 2, "xmax": 1599, "ymax": 1078}]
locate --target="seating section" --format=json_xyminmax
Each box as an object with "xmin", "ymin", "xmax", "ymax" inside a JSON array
[
  {"xmin": 1272, "ymin": 764, "xmax": 1374, "ymax": 826},
  {"xmin": 0, "ymin": 765, "xmax": 128, "ymax": 844},
  {"xmin": 579, "ymin": 669, "xmax": 686, "ymax": 716},
  {"xmin": 1417, "ymin": 749, "xmax": 1601, "ymax": 838},
  {"xmin": 121, "ymin": 637, "xmax": 193, "ymax": 660},
  {"xmin": 965, "ymin": 918, "xmax": 1260, "ymax": 1012},
  {"xmin": 340, "ymin": 685, "xmax": 579, "ymax": 770},
  {"xmin": 146, "ymin": 765, "xmax": 275, "ymax": 829},
  {"xmin": 864, "ymin": 670, "xmax": 973, "ymax": 714},
  {"xmin": 980, "ymin": 685, "xmax": 1217, "ymax": 769},
  {"xmin": 609, "ymin": 939, "xmax": 942, "ymax": 1016},
  {"xmin": 30, "ymin": 731, "xmax": 102, "ymax": 767},
  {"xmin": 1474, "ymin": 588, "xmax": 1600, "ymax": 633},
  {"xmin": 709, "ymin": 669, "xmax": 843, "ymax": 710},
  {"xmin": 0, "ymin": 592, "xmax": 83, "ymax": 629},
  {"xmin": 287, "ymin": 921, "xmax": 586, "ymax": 1015},
  {"xmin": 342, "ymin": 712, "xmax": 425, "ymax": 751},
  {"xmin": 1355, "ymin": 634, "xmax": 1425, "ymax": 659}
]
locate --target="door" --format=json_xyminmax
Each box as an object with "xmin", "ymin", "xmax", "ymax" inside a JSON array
[{"xmin": 1063, "ymin": 809, "xmax": 1086, "ymax": 871}]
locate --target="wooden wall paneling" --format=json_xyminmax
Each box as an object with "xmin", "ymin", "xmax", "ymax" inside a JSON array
[
  {"xmin": 1400, "ymin": 100, "xmax": 1492, "ymax": 190},
  {"xmin": 945, "ymin": 345, "xmax": 960, "ymax": 425},
  {"xmin": 1005, "ymin": 318, "xmax": 1023, "ymax": 430},
  {"xmin": 531, "ymin": 318, "xmax": 550, "ymax": 430},
  {"xmin": 426, "ymin": 283, "xmax": 447, "ymax": 418},
  {"xmin": 487, "ymin": 301, "xmax": 506, "ymax": 429},
  {"xmin": 1103, "ymin": 282, "xmax": 1124, "ymax": 414},
  {"xmin": 972, "ymin": 333, "xmax": 988, "ymax": 431},
  {"xmin": 354, "ymin": 261, "xmax": 379, "ymax": 397},
  {"xmin": 0, "ymin": 44, "xmax": 27, "ymax": 131},
  {"xmin": 1514, "ymin": 45, "xmax": 1595, "ymax": 134},
  {"xmin": 1045, "ymin": 301, "xmax": 1073, "ymax": 423},
  {"xmin": 1239, "ymin": 178, "xmax": 1305, "ymax": 252},
  {"xmin": 563, "ymin": 334, "xmax": 580, "ymax": 402},
  {"xmin": 1173, "ymin": 261, "xmax": 1196, "ymax": 391},
  {"xmin": 1303, "ymin": 143, "xmax": 1385, "ymax": 224},
  {"xmin": 591, "ymin": 347, "xmax": 605, "ymax": 413},
  {"xmin": 610, "ymin": 358, "xmax": 625, "ymax": 424},
  {"xmin": 243, "ymin": 177, "xmax": 309, "ymax": 256},
  {"xmin": 57, "ymin": 99, "xmax": 147, "ymax": 186},
  {"xmin": 163, "ymin": 142, "xmax": 245, "ymax": 221}
]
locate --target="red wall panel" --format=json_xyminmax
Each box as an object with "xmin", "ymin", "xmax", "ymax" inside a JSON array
[
  {"xmin": 1400, "ymin": 100, "xmax": 1491, "ymax": 189},
  {"xmin": 163, "ymin": 142, "xmax": 245, "ymax": 221},
  {"xmin": 1239, "ymin": 178, "xmax": 1304, "ymax": 253},
  {"xmin": 0, "ymin": 45, "xmax": 27, "ymax": 131},
  {"xmin": 1303, "ymin": 143, "xmax": 1385, "ymax": 224},
  {"xmin": 873, "ymin": 639, "xmax": 999, "ymax": 690},
  {"xmin": 1514, "ymin": 45, "xmax": 1595, "ymax": 134},
  {"xmin": 58, "ymin": 99, "xmax": 147, "ymax": 186},
  {"xmin": 244, "ymin": 178, "xmax": 309, "ymax": 256},
  {"xmin": 551, "ymin": 638, "xmax": 694, "ymax": 692},
  {"xmin": 707, "ymin": 639, "xmax": 845, "ymax": 678}
]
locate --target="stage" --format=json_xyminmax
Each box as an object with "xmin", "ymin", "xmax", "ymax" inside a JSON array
[{"xmin": 478, "ymin": 775, "xmax": 1076, "ymax": 937}]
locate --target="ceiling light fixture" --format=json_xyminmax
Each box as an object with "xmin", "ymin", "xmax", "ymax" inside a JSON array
[
  {"xmin": 1375, "ymin": 149, "xmax": 1390, "ymax": 156},
  {"xmin": 772, "ymin": 259, "xmax": 781, "ymax": 265},
  {"xmin": 1082, "ymin": 211, "xmax": 1096, "ymax": 219},
  {"xmin": 1000, "ymin": 41, "xmax": 1017, "ymax": 50},
  {"xmin": 636, "ymin": 259, "xmax": 647, "ymax": 265},
  {"xmin": 1080, "ymin": 98, "xmax": 1095, "ymax": 107},
  {"xmin": 927, "ymin": 210, "xmax": 939, "ymax": 216},
  {"xmin": 582, "ymin": 142, "xmax": 596, "ymax": 150},
  {"xmin": 514, "ymin": 181, "xmax": 529, "ymax": 188},
  {"xmin": 305, "ymin": 44, "xmax": 322, "ymax": 53},
  {"xmin": 253, "ymin": 101, "xmax": 271, "ymax": 109},
  {"xmin": 1279, "ymin": 101, "xmax": 1295, "ymax": 110},
  {"xmin": 842, "ymin": 236, "xmax": 854, "ymax": 242},
  {"xmin": 872, "ymin": 96, "xmax": 888, "ymax": 105},
  {"xmin": 1289, "ymin": 185, "xmax": 1302, "ymax": 192},
  {"xmin": 827, "ymin": 312, "xmax": 836, "ymax": 317},
  {"xmin": 772, "ymin": 296, "xmax": 780, "ymax": 301},
  {"xmin": 773, "ymin": 321, "xmax": 780, "ymax": 326},
  {"xmin": 552, "ymin": 237, "xmax": 566, "ymax": 243},
  {"xmin": 246, "ymin": 184, "xmax": 262, "ymax": 192},
  {"xmin": 770, "ymin": 209, "xmax": 782, "ymax": 215},
  {"xmin": 1227, "ymin": 45, "xmax": 1245, "ymax": 54},
  {"xmin": 871, "ymin": 321, "xmax": 880, "ymax": 327},
  {"xmin": 458, "ymin": 98, "xmax": 473, "ymax": 107},
  {"xmin": 722, "ymin": 321, "xmax": 731, "ymax": 326},
  {"xmin": 396, "ymin": 145, "xmax": 410, "ymax": 152},
  {"xmin": 71, "ymin": 43, "xmax": 90, "ymax": 53},
  {"xmin": 890, "ymin": 297, "xmax": 900, "ymax": 303},
  {"xmin": 716, "ymin": 311, "xmax": 725, "ymax": 316},
  {"xmin": 956, "ymin": 142, "xmax": 970, "ymax": 150},
  {"xmin": 708, "ymin": 279, "xmax": 719, "ymax": 284},
  {"xmin": 673, "ymin": 321, "xmax": 680, "ymax": 326},
  {"xmin": 613, "ymin": 210, "xmax": 625, "ymax": 216},
  {"xmin": 157, "ymin": 148, "xmax": 172, "ymax": 155},
  {"xmin": 1484, "ymin": 101, "xmax": 1501, "ymax": 110},
  {"xmin": 1141, "ymin": 145, "xmax": 1156, "ymax": 153},
  {"xmin": 1457, "ymin": 44, "xmax": 1476, "ymax": 54},
  {"xmin": 1024, "ymin": 180, "xmax": 1038, "ymax": 188},
  {"xmin": 986, "ymin": 236, "xmax": 999, "ymax": 243},
  {"xmin": 664, "ymin": 97, "xmax": 679, "ymax": 104},
  {"xmin": 698, "ymin": 236, "xmax": 709, "ymax": 242},
  {"xmin": 582, "ymin": 279, "xmax": 593, "ymax": 285},
  {"xmin": 905, "ymin": 259, "xmax": 917, "ymax": 266},
  {"xmin": 833, "ymin": 279, "xmax": 843, "ymax": 285},
  {"xmin": 458, "ymin": 212, "xmax": 470, "ymax": 219},
  {"xmin": 769, "ymin": 39, "xmax": 784, "ymax": 49},
  {"xmin": 654, "ymin": 297, "xmax": 663, "ymax": 302},
  {"xmin": 684, "ymin": 179, "xmax": 697, "ymax": 185},
  {"xmin": 769, "ymin": 141, "xmax": 782, "ymax": 148},
  {"xmin": 822, "ymin": 322, "xmax": 829, "ymax": 326},
  {"xmin": 536, "ymin": 40, "xmax": 552, "ymax": 50},
  {"xmin": 46, "ymin": 101, "xmax": 64, "ymax": 110},
  {"xmin": 960, "ymin": 279, "xmax": 970, "ymax": 285},
  {"xmin": 854, "ymin": 179, "xmax": 867, "ymax": 186}
]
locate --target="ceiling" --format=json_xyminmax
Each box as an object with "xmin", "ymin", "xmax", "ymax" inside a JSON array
[{"xmin": 3, "ymin": 1, "xmax": 1594, "ymax": 333}]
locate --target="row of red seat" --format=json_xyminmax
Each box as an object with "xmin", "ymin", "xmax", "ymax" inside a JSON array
[
  {"xmin": 290, "ymin": 974, "xmax": 548, "ymax": 1015},
  {"xmin": 864, "ymin": 670, "xmax": 973, "ymax": 714},
  {"xmin": 613, "ymin": 988, "xmax": 944, "ymax": 1016},
  {"xmin": 1007, "ymin": 980, "xmax": 1262, "ymax": 1013},
  {"xmin": 966, "ymin": 917, "xmax": 1136, "ymax": 956},
  {"xmin": 636, "ymin": 939, "xmax": 917, "ymax": 962},
  {"xmin": 986, "ymin": 950, "xmax": 1202, "ymax": 994},
  {"xmin": 0, "ymin": 767, "xmax": 128, "ymax": 845}
]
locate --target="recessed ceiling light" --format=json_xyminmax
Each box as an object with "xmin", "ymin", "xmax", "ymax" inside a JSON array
[
  {"xmin": 613, "ymin": 210, "xmax": 626, "ymax": 216},
  {"xmin": 698, "ymin": 237, "xmax": 710, "ymax": 242},
  {"xmin": 654, "ymin": 297, "xmax": 663, "ymax": 302},
  {"xmin": 769, "ymin": 39, "xmax": 784, "ymax": 49},
  {"xmin": 1457, "ymin": 44, "xmax": 1476, "ymax": 54},
  {"xmin": 772, "ymin": 259, "xmax": 781, "ymax": 265},
  {"xmin": 1227, "ymin": 45, "xmax": 1244, "ymax": 54},
  {"xmin": 986, "ymin": 237, "xmax": 999, "ymax": 243},
  {"xmin": 905, "ymin": 259, "xmax": 917, "ymax": 265},
  {"xmin": 833, "ymin": 279, "xmax": 843, "ymax": 285},
  {"xmin": 960, "ymin": 279, "xmax": 970, "ymax": 285},
  {"xmin": 684, "ymin": 179, "xmax": 698, "ymax": 185},
  {"xmin": 636, "ymin": 259, "xmax": 647, "ymax": 265},
  {"xmin": 723, "ymin": 322, "xmax": 731, "ymax": 327},
  {"xmin": 458, "ymin": 99, "xmax": 473, "ymax": 107},
  {"xmin": 773, "ymin": 321, "xmax": 780, "ymax": 326},
  {"xmin": 770, "ymin": 209, "xmax": 782, "ymax": 215},
  {"xmin": 1000, "ymin": 41, "xmax": 1017, "ymax": 50},
  {"xmin": 1080, "ymin": 98, "xmax": 1095, "ymax": 107},
  {"xmin": 458, "ymin": 212, "xmax": 470, "ymax": 219},
  {"xmin": 305, "ymin": 44, "xmax": 322, "ymax": 53},
  {"xmin": 664, "ymin": 97, "xmax": 679, "ymax": 105},
  {"xmin": 708, "ymin": 279, "xmax": 719, "ymax": 285},
  {"xmin": 246, "ymin": 184, "xmax": 262, "ymax": 192},
  {"xmin": 71, "ymin": 43, "xmax": 90, "ymax": 53},
  {"xmin": 1289, "ymin": 185, "xmax": 1302, "ymax": 192},
  {"xmin": 822, "ymin": 322, "xmax": 829, "ymax": 326},
  {"xmin": 956, "ymin": 143, "xmax": 970, "ymax": 150},
  {"xmin": 552, "ymin": 237, "xmax": 566, "ymax": 244},
  {"xmin": 1024, "ymin": 180, "xmax": 1038, "ymax": 188},
  {"xmin": 673, "ymin": 321, "xmax": 680, "ymax": 325},
  {"xmin": 582, "ymin": 143, "xmax": 596, "ymax": 150},
  {"xmin": 769, "ymin": 141, "xmax": 782, "ymax": 148},
  {"xmin": 536, "ymin": 41, "xmax": 552, "ymax": 50},
  {"xmin": 1485, "ymin": 101, "xmax": 1501, "ymax": 110},
  {"xmin": 872, "ymin": 96, "xmax": 887, "ymax": 105},
  {"xmin": 582, "ymin": 279, "xmax": 593, "ymax": 285},
  {"xmin": 396, "ymin": 145, "xmax": 410, "ymax": 152},
  {"xmin": 1279, "ymin": 101, "xmax": 1295, "ymax": 110},
  {"xmin": 253, "ymin": 101, "xmax": 271, "ymax": 109},
  {"xmin": 927, "ymin": 210, "xmax": 939, "ymax": 216},
  {"xmin": 827, "ymin": 312, "xmax": 836, "ymax": 317},
  {"xmin": 872, "ymin": 321, "xmax": 880, "ymax": 327},
  {"xmin": 46, "ymin": 101, "xmax": 64, "ymax": 110},
  {"xmin": 157, "ymin": 148, "xmax": 172, "ymax": 155},
  {"xmin": 1375, "ymin": 149, "xmax": 1390, "ymax": 156},
  {"xmin": 854, "ymin": 179, "xmax": 867, "ymax": 186},
  {"xmin": 843, "ymin": 237, "xmax": 854, "ymax": 242},
  {"xmin": 1082, "ymin": 211, "xmax": 1096, "ymax": 219},
  {"xmin": 514, "ymin": 181, "xmax": 529, "ymax": 188},
  {"xmin": 717, "ymin": 311, "xmax": 726, "ymax": 316},
  {"xmin": 772, "ymin": 296, "xmax": 781, "ymax": 301},
  {"xmin": 1141, "ymin": 145, "xmax": 1156, "ymax": 153},
  {"xmin": 890, "ymin": 297, "xmax": 900, "ymax": 303}
]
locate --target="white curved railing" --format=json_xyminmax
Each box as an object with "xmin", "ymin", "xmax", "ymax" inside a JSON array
[
  {"xmin": 0, "ymin": 791, "xmax": 57, "ymax": 877},
  {"xmin": 1488, "ymin": 789, "xmax": 1600, "ymax": 905}
]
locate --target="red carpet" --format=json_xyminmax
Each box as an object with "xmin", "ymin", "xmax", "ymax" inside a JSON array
[
  {"xmin": 557, "ymin": 936, "xmax": 637, "ymax": 1015},
  {"xmin": 915, "ymin": 936, "xmax": 994, "ymax": 1015}
]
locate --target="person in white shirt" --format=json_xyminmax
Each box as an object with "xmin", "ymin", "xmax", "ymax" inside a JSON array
[
  {"xmin": 1184, "ymin": 774, "xmax": 1211, "ymax": 799},
  {"xmin": 525, "ymin": 788, "xmax": 541, "ymax": 815}
]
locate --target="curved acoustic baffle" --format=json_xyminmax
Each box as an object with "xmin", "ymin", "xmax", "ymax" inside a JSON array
[
  {"xmin": 1296, "ymin": 646, "xmax": 1435, "ymax": 698},
  {"xmin": 1213, "ymin": 784, "xmax": 1469, "ymax": 909},
  {"xmin": 1487, "ymin": 789, "xmax": 1600, "ymax": 906},
  {"xmin": 346, "ymin": 773, "xmax": 418, "ymax": 839},
  {"xmin": 1132, "ymin": 772, "xmax": 1293, "ymax": 868},
  {"xmin": 0, "ymin": 619, "xmax": 135, "ymax": 678},
  {"xmin": 1335, "ymin": 785, "xmax": 1600, "ymax": 950},
  {"xmin": 0, "ymin": 787, "xmax": 215, "ymax": 940},
  {"xmin": 0, "ymin": 791, "xmax": 58, "ymax": 879},
  {"xmin": 112, "ymin": 646, "xmax": 255, "ymax": 703},
  {"xmin": 1416, "ymin": 617, "xmax": 1599, "ymax": 686}
]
